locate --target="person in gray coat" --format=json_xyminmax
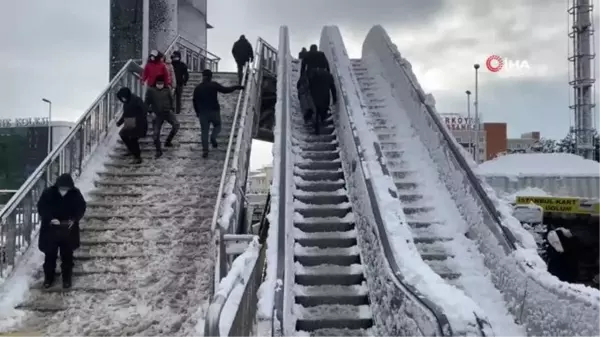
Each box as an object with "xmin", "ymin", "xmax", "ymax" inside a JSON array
[{"xmin": 145, "ymin": 75, "xmax": 180, "ymax": 158}]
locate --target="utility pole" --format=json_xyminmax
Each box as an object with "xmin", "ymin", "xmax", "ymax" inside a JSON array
[{"xmin": 474, "ymin": 64, "xmax": 481, "ymax": 163}]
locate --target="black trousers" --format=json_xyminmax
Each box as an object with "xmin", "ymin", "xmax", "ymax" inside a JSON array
[
  {"xmin": 153, "ymin": 111, "xmax": 180, "ymax": 151},
  {"xmin": 175, "ymin": 85, "xmax": 183, "ymax": 114},
  {"xmin": 43, "ymin": 226, "xmax": 74, "ymax": 282},
  {"xmin": 198, "ymin": 110, "xmax": 221, "ymax": 153},
  {"xmin": 119, "ymin": 128, "xmax": 141, "ymax": 158},
  {"xmin": 236, "ymin": 61, "xmax": 247, "ymax": 84}
]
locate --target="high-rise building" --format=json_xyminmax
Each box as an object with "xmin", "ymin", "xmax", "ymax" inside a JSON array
[
  {"xmin": 0, "ymin": 118, "xmax": 74, "ymax": 203},
  {"xmin": 109, "ymin": 0, "xmax": 212, "ymax": 79}
]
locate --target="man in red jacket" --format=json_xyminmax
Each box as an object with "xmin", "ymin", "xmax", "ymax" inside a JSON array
[{"xmin": 142, "ymin": 50, "xmax": 171, "ymax": 87}]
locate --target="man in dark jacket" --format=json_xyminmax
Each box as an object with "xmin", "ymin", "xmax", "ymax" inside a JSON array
[
  {"xmin": 546, "ymin": 227, "xmax": 579, "ymax": 283},
  {"xmin": 37, "ymin": 173, "xmax": 86, "ymax": 289},
  {"xmin": 170, "ymin": 51, "xmax": 189, "ymax": 114},
  {"xmin": 231, "ymin": 35, "xmax": 254, "ymax": 84},
  {"xmin": 145, "ymin": 75, "xmax": 179, "ymax": 158},
  {"xmin": 116, "ymin": 87, "xmax": 147, "ymax": 164},
  {"xmin": 192, "ymin": 69, "xmax": 244, "ymax": 158},
  {"xmin": 301, "ymin": 45, "xmax": 330, "ymax": 75},
  {"xmin": 298, "ymin": 47, "xmax": 308, "ymax": 60},
  {"xmin": 308, "ymin": 68, "xmax": 337, "ymax": 135}
]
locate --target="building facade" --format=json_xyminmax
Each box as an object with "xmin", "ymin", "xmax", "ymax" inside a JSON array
[
  {"xmin": 440, "ymin": 113, "xmax": 540, "ymax": 163},
  {"xmin": 245, "ymin": 166, "xmax": 273, "ymax": 233},
  {"xmin": 109, "ymin": 0, "xmax": 211, "ymax": 79},
  {"xmin": 0, "ymin": 118, "xmax": 74, "ymax": 203}
]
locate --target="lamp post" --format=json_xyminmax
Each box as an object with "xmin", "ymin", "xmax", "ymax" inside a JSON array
[
  {"xmin": 473, "ymin": 64, "xmax": 480, "ymax": 163},
  {"xmin": 466, "ymin": 90, "xmax": 473, "ymax": 159},
  {"xmin": 42, "ymin": 98, "xmax": 52, "ymax": 185}
]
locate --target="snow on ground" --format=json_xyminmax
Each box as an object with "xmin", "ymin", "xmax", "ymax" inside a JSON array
[
  {"xmin": 0, "ymin": 124, "xmax": 119, "ymax": 332},
  {"xmin": 479, "ymin": 153, "xmax": 600, "ymax": 177},
  {"xmin": 503, "ymin": 187, "xmax": 551, "ymax": 201}
]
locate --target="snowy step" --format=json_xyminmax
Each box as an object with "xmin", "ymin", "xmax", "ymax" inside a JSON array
[
  {"xmin": 294, "ymin": 284, "xmax": 369, "ymax": 306},
  {"xmin": 294, "ymin": 228, "xmax": 357, "ymax": 248},
  {"xmin": 295, "ymin": 263, "xmax": 364, "ymax": 286},
  {"xmin": 294, "ymin": 304, "xmax": 372, "ymax": 331},
  {"xmin": 387, "ymin": 169, "xmax": 416, "ymax": 180},
  {"xmin": 293, "ymin": 133, "xmax": 337, "ymax": 143},
  {"xmin": 76, "ymin": 241, "xmax": 197, "ymax": 257},
  {"xmin": 294, "ymin": 168, "xmax": 344, "ymax": 182},
  {"xmin": 16, "ymin": 289, "xmax": 134, "ymax": 312},
  {"xmin": 298, "ymin": 150, "xmax": 340, "ymax": 162},
  {"xmin": 427, "ymin": 260, "xmax": 461, "ymax": 280},
  {"xmin": 396, "ymin": 191, "xmax": 423, "ymax": 203},
  {"xmin": 296, "ymin": 179, "xmax": 346, "ymax": 193},
  {"xmin": 295, "ymin": 244, "xmax": 360, "ymax": 266},
  {"xmin": 379, "ymin": 142, "xmax": 401, "ymax": 151},
  {"xmin": 294, "ymin": 220, "xmax": 355, "ymax": 233},
  {"xmin": 29, "ymin": 274, "xmax": 138, "ymax": 292},
  {"xmin": 117, "ymin": 133, "xmax": 234, "ymax": 145},
  {"xmin": 295, "ymin": 160, "xmax": 342, "ymax": 171},
  {"xmin": 294, "ymin": 142, "xmax": 339, "ymax": 152},
  {"xmin": 415, "ymin": 243, "xmax": 453, "ymax": 261},
  {"xmin": 102, "ymin": 157, "xmax": 225, "ymax": 170},
  {"xmin": 301, "ymin": 328, "xmax": 374, "ymax": 337},
  {"xmin": 86, "ymin": 201, "xmax": 197, "ymax": 208},
  {"xmin": 402, "ymin": 203, "xmax": 435, "ymax": 215},
  {"xmin": 295, "ymin": 206, "xmax": 352, "ymax": 219},
  {"xmin": 88, "ymin": 191, "xmax": 143, "ymax": 198},
  {"xmin": 394, "ymin": 181, "xmax": 419, "ymax": 190},
  {"xmin": 382, "ymin": 150, "xmax": 404, "ymax": 159},
  {"xmin": 294, "ymin": 193, "xmax": 348, "ymax": 205},
  {"xmin": 83, "ymin": 212, "xmax": 206, "ymax": 220},
  {"xmin": 96, "ymin": 171, "xmax": 161, "ymax": 177}
]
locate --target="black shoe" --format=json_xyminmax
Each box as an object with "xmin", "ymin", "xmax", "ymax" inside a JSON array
[
  {"xmin": 132, "ymin": 157, "xmax": 142, "ymax": 164},
  {"xmin": 62, "ymin": 280, "xmax": 72, "ymax": 289},
  {"xmin": 202, "ymin": 151, "xmax": 209, "ymax": 158},
  {"xmin": 164, "ymin": 141, "xmax": 173, "ymax": 148},
  {"xmin": 211, "ymin": 140, "xmax": 218, "ymax": 148},
  {"xmin": 123, "ymin": 152, "xmax": 133, "ymax": 157},
  {"xmin": 155, "ymin": 150, "xmax": 163, "ymax": 159},
  {"xmin": 43, "ymin": 279, "xmax": 54, "ymax": 289}
]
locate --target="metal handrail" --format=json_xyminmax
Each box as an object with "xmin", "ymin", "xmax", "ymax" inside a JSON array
[
  {"xmin": 163, "ymin": 34, "xmax": 220, "ymax": 72},
  {"xmin": 0, "ymin": 59, "xmax": 143, "ymax": 279}
]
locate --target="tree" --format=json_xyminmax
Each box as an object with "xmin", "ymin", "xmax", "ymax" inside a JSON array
[
  {"xmin": 556, "ymin": 133, "xmax": 576, "ymax": 154},
  {"xmin": 593, "ymin": 131, "xmax": 599, "ymax": 162}
]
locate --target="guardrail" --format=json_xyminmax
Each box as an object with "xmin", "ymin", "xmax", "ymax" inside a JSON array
[
  {"xmin": 205, "ymin": 193, "xmax": 271, "ymax": 336},
  {"xmin": 164, "ymin": 34, "xmax": 220, "ymax": 72},
  {"xmin": 0, "ymin": 60, "xmax": 143, "ymax": 280},
  {"xmin": 209, "ymin": 37, "xmax": 278, "ymax": 297},
  {"xmin": 364, "ymin": 24, "xmax": 599, "ymax": 336}
]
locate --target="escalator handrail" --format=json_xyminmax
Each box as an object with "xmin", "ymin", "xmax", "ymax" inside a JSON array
[
  {"xmin": 0, "ymin": 59, "xmax": 143, "ymax": 221},
  {"xmin": 320, "ymin": 26, "xmax": 455, "ymax": 336}
]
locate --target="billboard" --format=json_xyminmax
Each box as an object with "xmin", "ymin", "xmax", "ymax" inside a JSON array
[{"xmin": 440, "ymin": 113, "xmax": 476, "ymax": 131}]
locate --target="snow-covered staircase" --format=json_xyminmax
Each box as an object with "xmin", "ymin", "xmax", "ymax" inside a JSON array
[
  {"xmin": 11, "ymin": 73, "xmax": 239, "ymax": 335},
  {"xmin": 290, "ymin": 62, "xmax": 373, "ymax": 336},
  {"xmin": 350, "ymin": 60, "xmax": 461, "ymax": 282}
]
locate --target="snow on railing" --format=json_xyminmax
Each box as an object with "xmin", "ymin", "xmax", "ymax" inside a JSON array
[
  {"xmin": 165, "ymin": 34, "xmax": 220, "ymax": 72},
  {"xmin": 362, "ymin": 24, "xmax": 600, "ymax": 336},
  {"xmin": 0, "ymin": 60, "xmax": 143, "ymax": 283},
  {"xmin": 320, "ymin": 26, "xmax": 488, "ymax": 336},
  {"xmin": 256, "ymin": 26, "xmax": 292, "ymax": 337}
]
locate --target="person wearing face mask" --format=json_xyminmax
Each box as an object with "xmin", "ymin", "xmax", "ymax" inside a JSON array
[
  {"xmin": 145, "ymin": 75, "xmax": 179, "ymax": 158},
  {"xmin": 141, "ymin": 50, "xmax": 172, "ymax": 87},
  {"xmin": 37, "ymin": 173, "xmax": 87, "ymax": 289},
  {"xmin": 116, "ymin": 87, "xmax": 148, "ymax": 164},
  {"xmin": 170, "ymin": 51, "xmax": 189, "ymax": 114}
]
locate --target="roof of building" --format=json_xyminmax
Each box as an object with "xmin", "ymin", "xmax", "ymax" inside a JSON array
[{"xmin": 479, "ymin": 153, "xmax": 600, "ymax": 177}]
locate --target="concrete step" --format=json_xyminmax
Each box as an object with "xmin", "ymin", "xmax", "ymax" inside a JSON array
[
  {"xmin": 295, "ymin": 160, "xmax": 342, "ymax": 171},
  {"xmin": 294, "ymin": 228, "xmax": 357, "ymax": 248},
  {"xmin": 295, "ymin": 263, "xmax": 364, "ymax": 286},
  {"xmin": 294, "ymin": 168, "xmax": 344, "ymax": 182},
  {"xmin": 294, "ymin": 244, "xmax": 360, "ymax": 266},
  {"xmin": 294, "ymin": 304, "xmax": 372, "ymax": 331},
  {"xmin": 295, "ymin": 179, "xmax": 346, "ymax": 193},
  {"xmin": 298, "ymin": 150, "xmax": 340, "ymax": 162},
  {"xmin": 294, "ymin": 193, "xmax": 348, "ymax": 205},
  {"xmin": 294, "ymin": 284, "xmax": 369, "ymax": 306}
]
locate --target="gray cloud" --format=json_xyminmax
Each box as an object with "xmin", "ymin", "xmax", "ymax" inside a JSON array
[{"xmin": 0, "ymin": 0, "xmax": 597, "ymax": 146}]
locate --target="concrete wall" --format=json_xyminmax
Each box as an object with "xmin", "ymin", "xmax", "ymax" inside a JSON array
[{"xmin": 178, "ymin": 0, "xmax": 207, "ymax": 50}]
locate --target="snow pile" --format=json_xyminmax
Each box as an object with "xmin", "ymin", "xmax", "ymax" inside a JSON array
[
  {"xmin": 257, "ymin": 26, "xmax": 291, "ymax": 337},
  {"xmin": 479, "ymin": 153, "xmax": 600, "ymax": 177},
  {"xmin": 213, "ymin": 237, "xmax": 261, "ymax": 336},
  {"xmin": 503, "ymin": 187, "xmax": 550, "ymax": 201},
  {"xmin": 321, "ymin": 26, "xmax": 485, "ymax": 336},
  {"xmin": 362, "ymin": 24, "xmax": 599, "ymax": 336}
]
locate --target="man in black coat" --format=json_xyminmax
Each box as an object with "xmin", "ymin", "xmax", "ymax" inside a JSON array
[
  {"xmin": 298, "ymin": 47, "xmax": 308, "ymax": 60},
  {"xmin": 192, "ymin": 69, "xmax": 243, "ymax": 158},
  {"xmin": 116, "ymin": 87, "xmax": 148, "ymax": 164},
  {"xmin": 301, "ymin": 45, "xmax": 330, "ymax": 75},
  {"xmin": 170, "ymin": 51, "xmax": 189, "ymax": 114},
  {"xmin": 231, "ymin": 35, "xmax": 254, "ymax": 84},
  {"xmin": 37, "ymin": 173, "xmax": 87, "ymax": 289},
  {"xmin": 307, "ymin": 68, "xmax": 337, "ymax": 134},
  {"xmin": 546, "ymin": 227, "xmax": 579, "ymax": 283}
]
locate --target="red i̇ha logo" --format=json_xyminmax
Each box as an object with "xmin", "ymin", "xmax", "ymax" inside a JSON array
[{"xmin": 486, "ymin": 55, "xmax": 504, "ymax": 72}]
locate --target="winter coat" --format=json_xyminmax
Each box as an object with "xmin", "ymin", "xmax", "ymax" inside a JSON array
[
  {"xmin": 117, "ymin": 91, "xmax": 148, "ymax": 138},
  {"xmin": 165, "ymin": 60, "xmax": 177, "ymax": 88},
  {"xmin": 193, "ymin": 81, "xmax": 240, "ymax": 114},
  {"xmin": 142, "ymin": 61, "xmax": 172, "ymax": 87},
  {"xmin": 301, "ymin": 50, "xmax": 330, "ymax": 75},
  {"xmin": 546, "ymin": 228, "xmax": 579, "ymax": 283},
  {"xmin": 308, "ymin": 69, "xmax": 337, "ymax": 112},
  {"xmin": 37, "ymin": 174, "xmax": 87, "ymax": 253},
  {"xmin": 171, "ymin": 60, "xmax": 189, "ymax": 87},
  {"xmin": 232, "ymin": 38, "xmax": 254, "ymax": 64},
  {"xmin": 145, "ymin": 87, "xmax": 174, "ymax": 114}
]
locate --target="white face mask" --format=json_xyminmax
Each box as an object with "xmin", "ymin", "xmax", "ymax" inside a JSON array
[
  {"xmin": 59, "ymin": 189, "xmax": 68, "ymax": 196},
  {"xmin": 156, "ymin": 84, "xmax": 164, "ymax": 89}
]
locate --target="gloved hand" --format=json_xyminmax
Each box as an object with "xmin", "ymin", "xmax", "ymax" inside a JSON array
[
  {"xmin": 237, "ymin": 85, "xmax": 245, "ymax": 90},
  {"xmin": 50, "ymin": 219, "xmax": 60, "ymax": 225},
  {"xmin": 116, "ymin": 119, "xmax": 123, "ymax": 127}
]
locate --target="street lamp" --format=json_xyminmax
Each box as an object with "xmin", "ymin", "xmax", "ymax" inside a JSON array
[
  {"xmin": 42, "ymin": 98, "xmax": 52, "ymax": 186},
  {"xmin": 473, "ymin": 64, "xmax": 480, "ymax": 163},
  {"xmin": 465, "ymin": 90, "xmax": 473, "ymax": 159}
]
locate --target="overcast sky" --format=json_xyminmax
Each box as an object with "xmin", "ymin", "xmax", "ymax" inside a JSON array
[{"xmin": 1, "ymin": 0, "xmax": 598, "ymax": 170}]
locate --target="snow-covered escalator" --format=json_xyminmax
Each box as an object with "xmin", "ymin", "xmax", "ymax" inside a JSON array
[
  {"xmin": 289, "ymin": 61, "xmax": 373, "ymax": 336},
  {"xmin": 9, "ymin": 73, "xmax": 239, "ymax": 336},
  {"xmin": 350, "ymin": 59, "xmax": 525, "ymax": 336}
]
